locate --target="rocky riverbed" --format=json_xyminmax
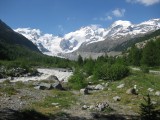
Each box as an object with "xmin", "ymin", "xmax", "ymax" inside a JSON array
[{"xmin": 0, "ymin": 68, "xmax": 73, "ymax": 83}]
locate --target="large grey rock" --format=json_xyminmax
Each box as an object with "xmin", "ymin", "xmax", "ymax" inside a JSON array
[
  {"xmin": 86, "ymin": 85, "xmax": 96, "ymax": 90},
  {"xmin": 39, "ymin": 83, "xmax": 52, "ymax": 90},
  {"xmin": 52, "ymin": 83, "xmax": 63, "ymax": 90},
  {"xmin": 80, "ymin": 88, "xmax": 88, "ymax": 95},
  {"xmin": 46, "ymin": 75, "xmax": 59, "ymax": 81},
  {"xmin": 34, "ymin": 83, "xmax": 52, "ymax": 90},
  {"xmin": 95, "ymin": 84, "xmax": 104, "ymax": 90},
  {"xmin": 126, "ymin": 88, "xmax": 137, "ymax": 95}
]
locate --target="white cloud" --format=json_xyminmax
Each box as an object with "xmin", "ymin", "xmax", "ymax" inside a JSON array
[
  {"xmin": 93, "ymin": 8, "xmax": 125, "ymax": 21},
  {"xmin": 126, "ymin": 0, "xmax": 160, "ymax": 6},
  {"xmin": 112, "ymin": 8, "xmax": 125, "ymax": 17},
  {"xmin": 93, "ymin": 15, "xmax": 112, "ymax": 21},
  {"xmin": 107, "ymin": 16, "xmax": 113, "ymax": 20}
]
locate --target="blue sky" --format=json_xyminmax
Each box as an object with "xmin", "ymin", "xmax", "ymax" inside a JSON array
[{"xmin": 0, "ymin": 0, "xmax": 160, "ymax": 35}]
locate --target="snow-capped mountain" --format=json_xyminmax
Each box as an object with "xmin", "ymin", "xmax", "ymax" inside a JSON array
[{"xmin": 14, "ymin": 18, "xmax": 160, "ymax": 57}]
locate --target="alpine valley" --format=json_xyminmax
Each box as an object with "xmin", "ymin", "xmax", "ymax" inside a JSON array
[{"xmin": 15, "ymin": 18, "xmax": 160, "ymax": 59}]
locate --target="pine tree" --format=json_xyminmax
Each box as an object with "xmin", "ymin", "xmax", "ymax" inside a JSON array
[
  {"xmin": 140, "ymin": 94, "xmax": 160, "ymax": 120},
  {"xmin": 141, "ymin": 40, "xmax": 157, "ymax": 66},
  {"xmin": 77, "ymin": 55, "xmax": 83, "ymax": 65},
  {"xmin": 128, "ymin": 45, "xmax": 141, "ymax": 66}
]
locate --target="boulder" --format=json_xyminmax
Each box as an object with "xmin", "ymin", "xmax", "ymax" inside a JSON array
[
  {"xmin": 39, "ymin": 83, "xmax": 52, "ymax": 90},
  {"xmin": 80, "ymin": 88, "xmax": 88, "ymax": 95},
  {"xmin": 155, "ymin": 91, "xmax": 160, "ymax": 96},
  {"xmin": 46, "ymin": 75, "xmax": 59, "ymax": 81},
  {"xmin": 86, "ymin": 85, "xmax": 96, "ymax": 90},
  {"xmin": 113, "ymin": 96, "xmax": 121, "ymax": 101},
  {"xmin": 52, "ymin": 83, "xmax": 64, "ymax": 90},
  {"xmin": 34, "ymin": 83, "xmax": 52, "ymax": 90},
  {"xmin": 126, "ymin": 88, "xmax": 138, "ymax": 95},
  {"xmin": 95, "ymin": 84, "xmax": 104, "ymax": 90},
  {"xmin": 117, "ymin": 84, "xmax": 125, "ymax": 89}
]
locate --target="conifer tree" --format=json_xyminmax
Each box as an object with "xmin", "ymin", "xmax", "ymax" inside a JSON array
[{"xmin": 140, "ymin": 94, "xmax": 160, "ymax": 120}]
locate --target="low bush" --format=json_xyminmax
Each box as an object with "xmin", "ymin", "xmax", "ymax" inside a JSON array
[
  {"xmin": 94, "ymin": 63, "xmax": 130, "ymax": 81},
  {"xmin": 68, "ymin": 69, "xmax": 87, "ymax": 90}
]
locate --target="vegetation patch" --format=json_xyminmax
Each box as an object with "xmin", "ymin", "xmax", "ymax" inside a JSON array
[{"xmin": 31, "ymin": 90, "xmax": 76, "ymax": 114}]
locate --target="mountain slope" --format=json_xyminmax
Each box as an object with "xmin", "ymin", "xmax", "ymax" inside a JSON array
[
  {"xmin": 112, "ymin": 29, "xmax": 160, "ymax": 51},
  {"xmin": 0, "ymin": 19, "xmax": 41, "ymax": 60},
  {"xmin": 0, "ymin": 20, "xmax": 40, "ymax": 53},
  {"xmin": 15, "ymin": 18, "xmax": 160, "ymax": 57}
]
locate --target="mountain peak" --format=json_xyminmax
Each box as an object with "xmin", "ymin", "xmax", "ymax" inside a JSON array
[
  {"xmin": 111, "ymin": 20, "xmax": 132, "ymax": 28},
  {"xmin": 14, "ymin": 18, "xmax": 160, "ymax": 57}
]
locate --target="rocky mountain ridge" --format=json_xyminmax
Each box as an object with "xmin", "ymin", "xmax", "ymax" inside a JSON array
[{"xmin": 14, "ymin": 18, "xmax": 160, "ymax": 58}]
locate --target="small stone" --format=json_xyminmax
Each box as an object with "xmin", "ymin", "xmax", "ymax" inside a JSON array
[
  {"xmin": 51, "ymin": 103, "xmax": 59, "ymax": 105},
  {"xmin": 113, "ymin": 96, "xmax": 121, "ymax": 101},
  {"xmin": 82, "ymin": 105, "xmax": 88, "ymax": 110},
  {"xmin": 105, "ymin": 82, "xmax": 109, "ymax": 87},
  {"xmin": 152, "ymin": 101, "xmax": 157, "ymax": 105},
  {"xmin": 89, "ymin": 105, "xmax": 95, "ymax": 110},
  {"xmin": 117, "ymin": 84, "xmax": 125, "ymax": 89},
  {"xmin": 148, "ymin": 88, "xmax": 154, "ymax": 92},
  {"xmin": 155, "ymin": 91, "xmax": 160, "ymax": 96},
  {"xmin": 126, "ymin": 88, "xmax": 138, "ymax": 95},
  {"xmin": 80, "ymin": 88, "xmax": 88, "ymax": 95}
]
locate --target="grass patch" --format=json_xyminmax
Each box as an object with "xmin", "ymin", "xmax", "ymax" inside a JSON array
[
  {"xmin": 15, "ymin": 81, "xmax": 26, "ymax": 89},
  {"xmin": 101, "ymin": 70, "xmax": 160, "ymax": 113},
  {"xmin": 0, "ymin": 86, "xmax": 18, "ymax": 95},
  {"xmin": 2, "ymin": 79, "xmax": 11, "ymax": 84},
  {"xmin": 30, "ymin": 90, "xmax": 76, "ymax": 114}
]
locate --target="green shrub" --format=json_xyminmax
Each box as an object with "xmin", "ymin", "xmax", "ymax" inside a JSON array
[
  {"xmin": 68, "ymin": 70, "xmax": 87, "ymax": 90},
  {"xmin": 140, "ymin": 94, "xmax": 160, "ymax": 120},
  {"xmin": 94, "ymin": 63, "xmax": 129, "ymax": 81}
]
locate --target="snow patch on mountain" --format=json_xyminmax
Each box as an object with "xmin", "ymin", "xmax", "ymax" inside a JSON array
[{"xmin": 14, "ymin": 18, "xmax": 160, "ymax": 57}]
